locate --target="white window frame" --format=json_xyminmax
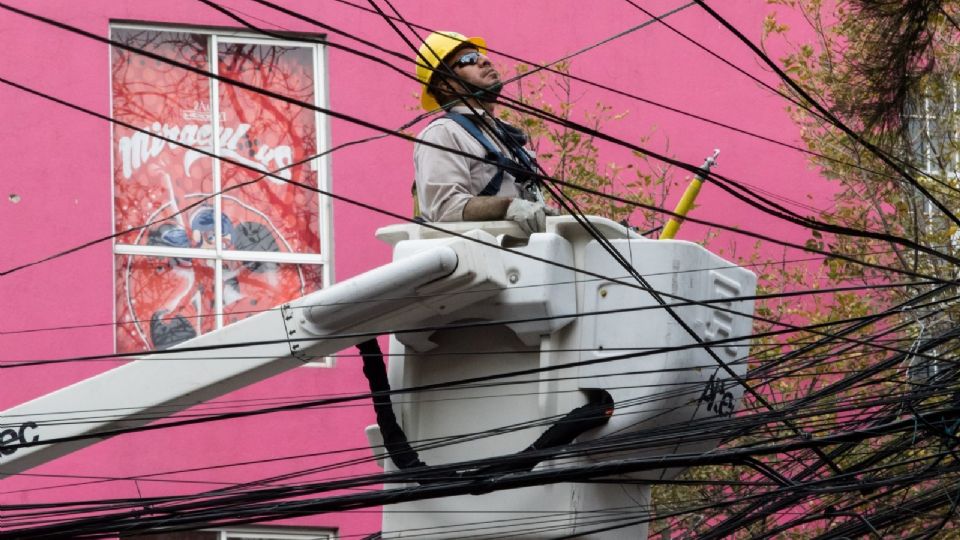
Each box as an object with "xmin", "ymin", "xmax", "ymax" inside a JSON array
[
  {"xmin": 214, "ymin": 526, "xmax": 336, "ymax": 540},
  {"xmin": 905, "ymin": 82, "xmax": 960, "ymax": 181},
  {"xmin": 902, "ymin": 83, "xmax": 959, "ymax": 380},
  {"xmin": 109, "ymin": 24, "xmax": 335, "ymax": 358},
  {"xmin": 903, "ymin": 81, "xmax": 960, "ymax": 250}
]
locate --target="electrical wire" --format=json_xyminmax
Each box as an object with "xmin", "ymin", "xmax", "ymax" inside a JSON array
[
  {"xmin": 5, "ymin": 0, "xmax": 960, "ymax": 286},
  {"xmin": 3, "ymin": 2, "xmax": 960, "ymax": 538}
]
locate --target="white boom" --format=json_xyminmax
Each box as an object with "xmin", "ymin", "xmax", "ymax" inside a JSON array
[
  {"xmin": 0, "ymin": 230, "xmax": 508, "ymax": 476},
  {"xmin": 1, "ymin": 216, "xmax": 758, "ymax": 540}
]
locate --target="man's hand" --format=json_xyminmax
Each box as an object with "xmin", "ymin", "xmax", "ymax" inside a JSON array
[
  {"xmin": 505, "ymin": 199, "xmax": 551, "ymax": 234},
  {"xmin": 461, "ymin": 196, "xmax": 559, "ymax": 234}
]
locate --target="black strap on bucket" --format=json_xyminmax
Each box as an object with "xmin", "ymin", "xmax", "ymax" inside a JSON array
[{"xmin": 356, "ymin": 339, "xmax": 613, "ymax": 485}]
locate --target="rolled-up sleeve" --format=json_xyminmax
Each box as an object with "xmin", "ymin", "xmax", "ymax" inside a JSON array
[{"xmin": 414, "ymin": 123, "xmax": 478, "ymax": 222}]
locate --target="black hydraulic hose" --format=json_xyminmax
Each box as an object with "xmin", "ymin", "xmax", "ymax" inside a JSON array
[
  {"xmin": 357, "ymin": 338, "xmax": 428, "ymax": 470},
  {"xmin": 469, "ymin": 389, "xmax": 615, "ymax": 479},
  {"xmin": 355, "ymin": 339, "xmax": 614, "ymax": 484}
]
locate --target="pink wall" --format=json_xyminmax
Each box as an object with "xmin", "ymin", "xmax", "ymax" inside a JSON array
[{"xmin": 0, "ymin": 0, "xmax": 824, "ymax": 536}]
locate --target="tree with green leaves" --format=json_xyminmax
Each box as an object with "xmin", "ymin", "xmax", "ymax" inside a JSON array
[{"xmin": 501, "ymin": 4, "xmax": 960, "ymax": 536}]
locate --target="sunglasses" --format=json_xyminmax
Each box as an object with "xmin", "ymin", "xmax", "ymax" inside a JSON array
[{"xmin": 450, "ymin": 51, "xmax": 485, "ymax": 68}]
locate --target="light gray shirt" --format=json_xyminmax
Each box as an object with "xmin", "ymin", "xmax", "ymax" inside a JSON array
[{"xmin": 414, "ymin": 106, "xmax": 524, "ymax": 222}]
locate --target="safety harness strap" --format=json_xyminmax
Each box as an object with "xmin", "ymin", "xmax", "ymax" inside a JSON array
[
  {"xmin": 411, "ymin": 113, "xmax": 539, "ymax": 218},
  {"xmin": 444, "ymin": 111, "xmax": 515, "ymax": 196}
]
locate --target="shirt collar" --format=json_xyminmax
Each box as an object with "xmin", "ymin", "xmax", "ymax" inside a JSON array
[{"xmin": 448, "ymin": 104, "xmax": 489, "ymax": 117}]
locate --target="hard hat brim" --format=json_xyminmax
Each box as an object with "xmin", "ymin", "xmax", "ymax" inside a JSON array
[{"xmin": 420, "ymin": 36, "xmax": 487, "ymax": 112}]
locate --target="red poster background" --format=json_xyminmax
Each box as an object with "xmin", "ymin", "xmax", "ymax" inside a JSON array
[{"xmin": 112, "ymin": 29, "xmax": 322, "ymax": 353}]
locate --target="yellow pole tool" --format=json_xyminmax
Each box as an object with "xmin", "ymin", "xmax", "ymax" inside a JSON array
[{"xmin": 660, "ymin": 149, "xmax": 720, "ymax": 240}]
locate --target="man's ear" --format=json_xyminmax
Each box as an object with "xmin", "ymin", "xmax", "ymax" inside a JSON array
[
  {"xmin": 432, "ymin": 78, "xmax": 462, "ymax": 106},
  {"xmin": 437, "ymin": 78, "xmax": 460, "ymax": 95}
]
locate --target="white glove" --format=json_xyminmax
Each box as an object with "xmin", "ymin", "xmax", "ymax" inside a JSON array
[{"xmin": 505, "ymin": 198, "xmax": 548, "ymax": 234}]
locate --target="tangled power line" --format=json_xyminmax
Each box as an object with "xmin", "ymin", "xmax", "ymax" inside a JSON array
[{"xmin": 2, "ymin": 0, "xmax": 960, "ymax": 538}]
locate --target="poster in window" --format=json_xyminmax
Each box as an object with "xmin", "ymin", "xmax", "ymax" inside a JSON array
[
  {"xmin": 112, "ymin": 30, "xmax": 323, "ymax": 353},
  {"xmin": 217, "ymin": 43, "xmax": 321, "ymax": 254}
]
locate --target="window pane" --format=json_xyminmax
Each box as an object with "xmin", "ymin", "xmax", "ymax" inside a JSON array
[
  {"xmin": 226, "ymin": 537, "xmax": 330, "ymax": 540},
  {"xmin": 224, "ymin": 533, "xmax": 331, "ymax": 540},
  {"xmin": 111, "ymin": 31, "xmax": 327, "ymax": 353},
  {"xmin": 217, "ymin": 43, "xmax": 321, "ymax": 254},
  {"xmin": 116, "ymin": 254, "xmax": 216, "ymax": 354},
  {"xmin": 112, "ymin": 29, "xmax": 214, "ymax": 245},
  {"xmin": 222, "ymin": 262, "xmax": 323, "ymax": 326},
  {"xmin": 907, "ymin": 84, "xmax": 960, "ymax": 175}
]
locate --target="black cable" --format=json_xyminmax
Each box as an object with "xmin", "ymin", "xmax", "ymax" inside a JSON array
[
  {"xmin": 1, "ymin": 12, "xmax": 952, "ymax": 428},
  {"xmin": 5, "ymin": 66, "xmax": 919, "ymax": 369},
  {"xmin": 0, "ymin": 14, "xmax": 936, "ymax": 416},
  {"xmin": 0, "ymin": 266, "xmax": 928, "ymax": 338},
  {"xmin": 696, "ymin": 324, "xmax": 960, "ymax": 538},
  {"xmin": 692, "ymin": 0, "xmax": 960, "ymax": 231},
  {"xmin": 7, "ymin": 312, "xmax": 783, "ymax": 458},
  {"xmin": 620, "ymin": 0, "xmax": 960, "ymax": 208},
  {"xmin": 356, "ymin": 338, "xmax": 428, "ymax": 471},
  {"xmin": 5, "ymin": 404, "xmax": 952, "ymax": 536},
  {"xmin": 7, "ymin": 406, "xmax": 954, "ymax": 537},
  {"xmin": 0, "ymin": 71, "xmax": 783, "ymax": 375},
  {"xmin": 356, "ymin": 336, "xmax": 615, "ymax": 488},
  {"xmin": 354, "ymin": 6, "xmax": 928, "ymax": 486},
  {"xmin": 2, "ymin": 281, "xmax": 952, "ymax": 461},
  {"xmin": 323, "ymin": 0, "xmax": 960, "ymax": 207},
  {"xmin": 3, "ymin": 4, "xmax": 956, "ymax": 536},
  {"xmin": 7, "ymin": 0, "xmax": 959, "ymax": 285},
  {"xmin": 413, "ymin": 0, "xmax": 845, "ymax": 485},
  {"xmin": 69, "ymin": 1, "xmax": 960, "ymax": 494}
]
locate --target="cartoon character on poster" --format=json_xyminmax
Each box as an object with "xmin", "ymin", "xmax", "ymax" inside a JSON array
[
  {"xmin": 118, "ymin": 162, "xmax": 311, "ymax": 353},
  {"xmin": 112, "ymin": 32, "xmax": 323, "ymax": 354}
]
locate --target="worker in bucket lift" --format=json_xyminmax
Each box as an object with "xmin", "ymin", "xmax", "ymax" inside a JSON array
[{"xmin": 413, "ymin": 31, "xmax": 557, "ymax": 234}]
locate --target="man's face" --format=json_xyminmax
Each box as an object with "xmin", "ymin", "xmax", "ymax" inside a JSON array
[{"xmin": 445, "ymin": 47, "xmax": 500, "ymax": 94}]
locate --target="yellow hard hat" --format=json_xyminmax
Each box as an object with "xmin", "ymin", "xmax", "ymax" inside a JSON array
[{"xmin": 415, "ymin": 31, "xmax": 487, "ymax": 111}]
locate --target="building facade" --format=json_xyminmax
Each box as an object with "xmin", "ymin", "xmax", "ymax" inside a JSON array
[{"xmin": 0, "ymin": 1, "xmax": 821, "ymax": 537}]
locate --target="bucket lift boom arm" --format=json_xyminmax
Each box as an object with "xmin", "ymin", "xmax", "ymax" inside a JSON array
[{"xmin": 0, "ymin": 230, "xmax": 507, "ymax": 476}]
